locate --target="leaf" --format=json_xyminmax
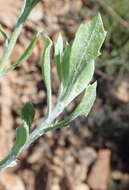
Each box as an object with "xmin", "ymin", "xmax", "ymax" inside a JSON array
[
  {"xmin": 55, "ymin": 35, "xmax": 72, "ymax": 95},
  {"xmin": 63, "ymin": 82, "xmax": 97, "ymax": 123},
  {"xmin": 59, "ymin": 14, "xmax": 106, "ymax": 105},
  {"xmin": 11, "ymin": 123, "xmax": 29, "ymax": 155},
  {"xmin": 18, "ymin": 0, "xmax": 42, "ymax": 24},
  {"xmin": 55, "ymin": 33, "xmax": 63, "ymax": 82},
  {"xmin": 71, "ymin": 82, "xmax": 97, "ymax": 118},
  {"xmin": 61, "ymin": 43, "xmax": 71, "ymax": 87},
  {"xmin": 21, "ymin": 103, "xmax": 35, "ymax": 126},
  {"xmin": 0, "ymin": 31, "xmax": 40, "ymax": 82},
  {"xmin": 6, "ymin": 31, "xmax": 41, "ymax": 72},
  {"xmin": 41, "ymin": 36, "xmax": 53, "ymax": 118},
  {"xmin": 62, "ymin": 59, "xmax": 95, "ymax": 105},
  {"xmin": 69, "ymin": 14, "xmax": 106, "ymax": 79}
]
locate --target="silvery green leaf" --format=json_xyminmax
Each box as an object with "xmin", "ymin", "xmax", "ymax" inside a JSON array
[
  {"xmin": 62, "ymin": 59, "xmax": 95, "ymax": 105},
  {"xmin": 21, "ymin": 103, "xmax": 35, "ymax": 126},
  {"xmin": 71, "ymin": 82, "xmax": 97, "ymax": 119},
  {"xmin": 59, "ymin": 14, "xmax": 106, "ymax": 105},
  {"xmin": 6, "ymin": 31, "xmax": 41, "ymax": 72},
  {"xmin": 69, "ymin": 13, "xmax": 106, "ymax": 79},
  {"xmin": 41, "ymin": 36, "xmax": 53, "ymax": 118},
  {"xmin": 55, "ymin": 35, "xmax": 71, "ymax": 94},
  {"xmin": 61, "ymin": 43, "xmax": 71, "ymax": 87},
  {"xmin": 18, "ymin": 0, "xmax": 42, "ymax": 24},
  {"xmin": 55, "ymin": 33, "xmax": 63, "ymax": 82},
  {"xmin": 11, "ymin": 123, "xmax": 29, "ymax": 155}
]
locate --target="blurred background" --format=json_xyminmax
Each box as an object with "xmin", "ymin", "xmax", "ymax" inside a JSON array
[{"xmin": 0, "ymin": 0, "xmax": 129, "ymax": 189}]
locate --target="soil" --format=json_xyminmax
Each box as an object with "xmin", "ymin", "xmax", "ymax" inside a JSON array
[{"xmin": 0, "ymin": 0, "xmax": 129, "ymax": 190}]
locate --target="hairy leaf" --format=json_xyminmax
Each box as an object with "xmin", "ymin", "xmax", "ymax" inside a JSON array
[
  {"xmin": 6, "ymin": 31, "xmax": 41, "ymax": 72},
  {"xmin": 61, "ymin": 43, "xmax": 71, "ymax": 87},
  {"xmin": 59, "ymin": 14, "xmax": 106, "ymax": 106},
  {"xmin": 41, "ymin": 36, "xmax": 53, "ymax": 118},
  {"xmin": 71, "ymin": 82, "xmax": 97, "ymax": 118},
  {"xmin": 55, "ymin": 33, "xmax": 63, "ymax": 82},
  {"xmin": 69, "ymin": 14, "xmax": 106, "ymax": 79},
  {"xmin": 11, "ymin": 123, "xmax": 29, "ymax": 155},
  {"xmin": 62, "ymin": 60, "xmax": 95, "ymax": 105}
]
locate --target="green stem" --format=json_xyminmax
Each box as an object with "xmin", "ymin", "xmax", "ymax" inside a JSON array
[
  {"xmin": 24, "ymin": 103, "xmax": 64, "ymax": 149},
  {"xmin": 0, "ymin": 103, "xmax": 64, "ymax": 170},
  {"xmin": 0, "ymin": 24, "xmax": 23, "ymax": 71}
]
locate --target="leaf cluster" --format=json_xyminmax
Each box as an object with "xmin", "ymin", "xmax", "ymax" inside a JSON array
[{"xmin": 0, "ymin": 0, "xmax": 106, "ymax": 170}]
